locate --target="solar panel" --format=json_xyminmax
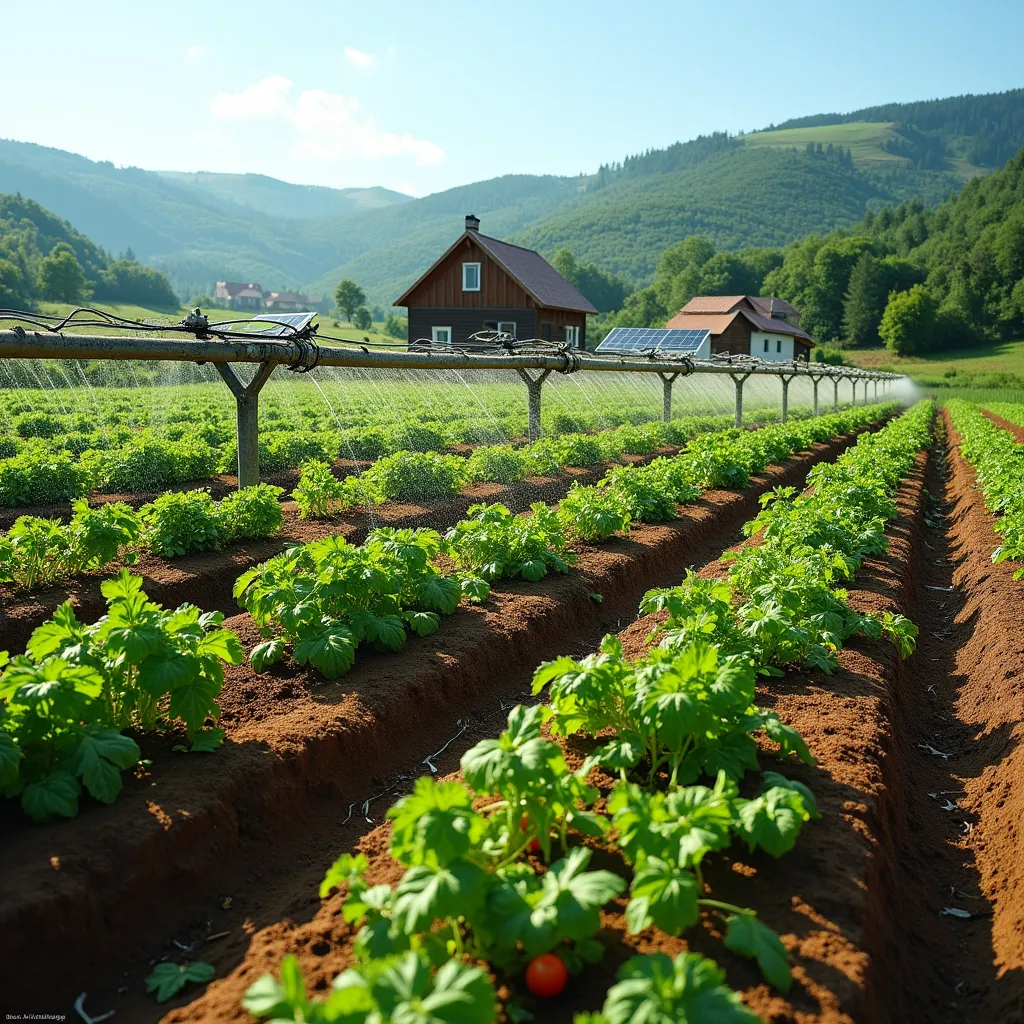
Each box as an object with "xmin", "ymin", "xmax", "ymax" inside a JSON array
[
  {"xmin": 245, "ymin": 312, "xmax": 317, "ymax": 337},
  {"xmin": 595, "ymin": 327, "xmax": 710, "ymax": 355}
]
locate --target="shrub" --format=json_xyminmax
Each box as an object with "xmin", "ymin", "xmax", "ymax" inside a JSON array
[
  {"xmin": 141, "ymin": 490, "xmax": 226, "ymax": 557},
  {"xmin": 367, "ymin": 452, "xmax": 466, "ymax": 501},
  {"xmin": 383, "ymin": 423, "xmax": 449, "ymax": 454},
  {"xmin": 0, "ymin": 450, "xmax": 95, "ymax": 506},
  {"xmin": 338, "ymin": 426, "xmax": 387, "ymax": 461},
  {"xmin": 292, "ymin": 460, "xmax": 345, "ymax": 519},
  {"xmin": 463, "ymin": 445, "xmax": 526, "ymax": 484},
  {"xmin": 558, "ymin": 484, "xmax": 631, "ymax": 541},
  {"xmin": 217, "ymin": 484, "xmax": 284, "ymax": 541},
  {"xmin": 14, "ymin": 412, "xmax": 63, "ymax": 439}
]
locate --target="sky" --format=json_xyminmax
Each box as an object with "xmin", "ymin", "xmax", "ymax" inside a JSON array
[{"xmin": 2, "ymin": 0, "xmax": 1023, "ymax": 198}]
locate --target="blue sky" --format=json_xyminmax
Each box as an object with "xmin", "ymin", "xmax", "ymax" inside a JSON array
[{"xmin": 2, "ymin": 0, "xmax": 1022, "ymax": 197}]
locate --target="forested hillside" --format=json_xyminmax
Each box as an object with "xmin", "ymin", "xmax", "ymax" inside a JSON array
[
  {"xmin": 602, "ymin": 145, "xmax": 1024, "ymax": 358},
  {"xmin": 1, "ymin": 87, "xmax": 1021, "ymax": 306},
  {"xmin": 0, "ymin": 193, "xmax": 177, "ymax": 308}
]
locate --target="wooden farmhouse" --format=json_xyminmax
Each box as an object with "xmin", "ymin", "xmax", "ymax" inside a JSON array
[
  {"xmin": 395, "ymin": 215, "xmax": 597, "ymax": 348},
  {"xmin": 665, "ymin": 295, "xmax": 814, "ymax": 361}
]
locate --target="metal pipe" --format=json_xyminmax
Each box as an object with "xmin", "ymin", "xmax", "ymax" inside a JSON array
[{"xmin": 0, "ymin": 330, "xmax": 899, "ymax": 382}]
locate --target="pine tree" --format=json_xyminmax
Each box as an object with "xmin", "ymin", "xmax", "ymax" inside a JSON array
[{"xmin": 843, "ymin": 252, "xmax": 884, "ymax": 347}]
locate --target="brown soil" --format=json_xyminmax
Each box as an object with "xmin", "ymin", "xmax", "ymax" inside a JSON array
[
  {"xmin": 150, "ymin": 413, "xmax": 1024, "ymax": 1024},
  {"xmin": 0, "ymin": 458, "xmax": 652, "ymax": 656},
  {"xmin": 979, "ymin": 407, "xmax": 1024, "ymax": 443},
  {"xmin": 148, "ymin": 438, "xmax": 935, "ymax": 1024},
  {"xmin": 0, "ymin": 433, "xmax": 867, "ymax": 1013}
]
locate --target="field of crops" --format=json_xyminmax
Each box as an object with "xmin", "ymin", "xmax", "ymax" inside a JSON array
[{"xmin": 2, "ymin": 386, "xmax": 1023, "ymax": 1024}]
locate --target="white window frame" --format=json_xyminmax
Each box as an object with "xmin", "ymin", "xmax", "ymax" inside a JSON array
[
  {"xmin": 564, "ymin": 325, "xmax": 580, "ymax": 347},
  {"xmin": 497, "ymin": 320, "xmax": 517, "ymax": 338},
  {"xmin": 462, "ymin": 262, "xmax": 481, "ymax": 292},
  {"xmin": 431, "ymin": 326, "xmax": 452, "ymax": 346}
]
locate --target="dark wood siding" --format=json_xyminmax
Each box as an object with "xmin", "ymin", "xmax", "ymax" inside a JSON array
[
  {"xmin": 402, "ymin": 237, "xmax": 537, "ymax": 309},
  {"xmin": 710, "ymin": 318, "xmax": 752, "ymax": 355},
  {"xmin": 794, "ymin": 341, "xmax": 811, "ymax": 361},
  {"xmin": 536, "ymin": 307, "xmax": 586, "ymax": 348},
  {"xmin": 408, "ymin": 307, "xmax": 537, "ymax": 347}
]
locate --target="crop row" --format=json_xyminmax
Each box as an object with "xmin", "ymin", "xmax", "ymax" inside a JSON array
[
  {"xmin": 0, "ymin": 405, "xmax": 894, "ymax": 825},
  {"xmin": 0, "ymin": 412, "xmax": 736, "ymax": 508},
  {"xmin": 235, "ymin": 401, "xmax": 933, "ymax": 1023},
  {"xmin": 946, "ymin": 400, "xmax": 1024, "ymax": 574}
]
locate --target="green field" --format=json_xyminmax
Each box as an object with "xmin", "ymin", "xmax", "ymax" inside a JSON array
[{"xmin": 742, "ymin": 122, "xmax": 906, "ymax": 167}]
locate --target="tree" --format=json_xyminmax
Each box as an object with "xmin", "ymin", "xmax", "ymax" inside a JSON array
[
  {"xmin": 608, "ymin": 286, "xmax": 666, "ymax": 329},
  {"xmin": 384, "ymin": 314, "xmax": 407, "ymax": 339},
  {"xmin": 879, "ymin": 285, "xmax": 937, "ymax": 355},
  {"xmin": 334, "ymin": 279, "xmax": 366, "ymax": 321},
  {"xmin": 842, "ymin": 252, "xmax": 884, "ymax": 347},
  {"xmin": 0, "ymin": 257, "xmax": 28, "ymax": 307},
  {"xmin": 353, "ymin": 306, "xmax": 373, "ymax": 330},
  {"xmin": 37, "ymin": 244, "xmax": 88, "ymax": 303},
  {"xmin": 654, "ymin": 237, "xmax": 715, "ymax": 307},
  {"xmin": 551, "ymin": 248, "xmax": 629, "ymax": 312}
]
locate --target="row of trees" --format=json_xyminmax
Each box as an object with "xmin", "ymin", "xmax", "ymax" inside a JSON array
[{"xmin": 333, "ymin": 278, "xmax": 406, "ymax": 338}]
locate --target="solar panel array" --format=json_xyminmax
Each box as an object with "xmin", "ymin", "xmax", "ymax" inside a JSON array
[
  {"xmin": 247, "ymin": 312, "xmax": 317, "ymax": 336},
  {"xmin": 595, "ymin": 327, "xmax": 710, "ymax": 354}
]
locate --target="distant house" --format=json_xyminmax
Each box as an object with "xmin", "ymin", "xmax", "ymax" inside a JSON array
[
  {"xmin": 214, "ymin": 281, "xmax": 265, "ymax": 311},
  {"xmin": 394, "ymin": 215, "xmax": 598, "ymax": 349},
  {"xmin": 265, "ymin": 291, "xmax": 309, "ymax": 313},
  {"xmin": 664, "ymin": 295, "xmax": 813, "ymax": 362}
]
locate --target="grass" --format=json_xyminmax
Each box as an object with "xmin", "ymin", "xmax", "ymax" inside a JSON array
[
  {"xmin": 844, "ymin": 340, "xmax": 1024, "ymax": 382},
  {"xmin": 741, "ymin": 122, "xmax": 906, "ymax": 167}
]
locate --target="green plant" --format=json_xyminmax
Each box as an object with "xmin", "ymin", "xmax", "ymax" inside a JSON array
[
  {"xmin": 444, "ymin": 502, "xmax": 576, "ymax": 582},
  {"xmin": 0, "ymin": 570, "xmax": 243, "ymax": 821},
  {"xmin": 464, "ymin": 445, "xmax": 526, "ymax": 484},
  {"xmin": 141, "ymin": 490, "xmax": 226, "ymax": 557},
  {"xmin": 365, "ymin": 451, "xmax": 466, "ymax": 502},
  {"xmin": 236, "ymin": 529, "xmax": 488, "ymax": 679},
  {"xmin": 558, "ymin": 484, "xmax": 631, "ymax": 542},
  {"xmin": 292, "ymin": 460, "xmax": 346, "ymax": 519},
  {"xmin": 243, "ymin": 951, "xmax": 497, "ymax": 1023},
  {"xmin": 217, "ymin": 483, "xmax": 284, "ymax": 540},
  {"xmin": 146, "ymin": 961, "xmax": 215, "ymax": 1003}
]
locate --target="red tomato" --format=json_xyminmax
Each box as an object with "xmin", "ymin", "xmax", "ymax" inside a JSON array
[
  {"xmin": 525, "ymin": 953, "xmax": 569, "ymax": 998},
  {"xmin": 520, "ymin": 814, "xmax": 541, "ymax": 853}
]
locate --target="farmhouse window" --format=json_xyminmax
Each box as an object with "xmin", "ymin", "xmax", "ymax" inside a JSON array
[
  {"xmin": 777, "ymin": 339, "xmax": 782, "ymax": 353},
  {"xmin": 541, "ymin": 323, "xmax": 551, "ymax": 341},
  {"xmin": 462, "ymin": 262, "xmax": 481, "ymax": 291},
  {"xmin": 564, "ymin": 326, "xmax": 579, "ymax": 347},
  {"xmin": 498, "ymin": 321, "xmax": 517, "ymax": 338},
  {"xmin": 764, "ymin": 339, "xmax": 769, "ymax": 352},
  {"xmin": 431, "ymin": 326, "xmax": 452, "ymax": 345}
]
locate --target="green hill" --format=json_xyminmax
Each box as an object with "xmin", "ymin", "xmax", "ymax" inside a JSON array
[{"xmin": 1, "ymin": 86, "xmax": 1022, "ymax": 306}]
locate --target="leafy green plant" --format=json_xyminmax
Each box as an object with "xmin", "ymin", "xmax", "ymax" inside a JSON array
[
  {"xmin": 243, "ymin": 951, "xmax": 497, "ymax": 1024},
  {"xmin": 292, "ymin": 460, "xmax": 346, "ymax": 519},
  {"xmin": 463, "ymin": 445, "xmax": 526, "ymax": 485},
  {"xmin": 217, "ymin": 483, "xmax": 284, "ymax": 540},
  {"xmin": 365, "ymin": 451, "xmax": 466, "ymax": 502},
  {"xmin": 146, "ymin": 961, "xmax": 215, "ymax": 1003},
  {"xmin": 444, "ymin": 502, "xmax": 576, "ymax": 582},
  {"xmin": 141, "ymin": 490, "xmax": 226, "ymax": 557},
  {"xmin": 236, "ymin": 529, "xmax": 488, "ymax": 679},
  {"xmin": 558, "ymin": 484, "xmax": 631, "ymax": 542},
  {"xmin": 1, "ymin": 571, "xmax": 242, "ymax": 820}
]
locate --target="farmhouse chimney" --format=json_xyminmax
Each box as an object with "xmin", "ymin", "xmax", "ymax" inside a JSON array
[{"xmin": 465, "ymin": 214, "xmax": 480, "ymax": 233}]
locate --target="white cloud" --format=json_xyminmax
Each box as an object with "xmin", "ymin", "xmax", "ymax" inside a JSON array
[
  {"xmin": 209, "ymin": 77, "xmax": 444, "ymax": 166},
  {"xmin": 344, "ymin": 47, "xmax": 374, "ymax": 68},
  {"xmin": 185, "ymin": 45, "xmax": 204, "ymax": 62}
]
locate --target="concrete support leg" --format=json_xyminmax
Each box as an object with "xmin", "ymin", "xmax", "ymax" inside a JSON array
[
  {"xmin": 874, "ymin": 379, "xmax": 879, "ymax": 401},
  {"xmin": 215, "ymin": 361, "xmax": 277, "ymax": 489},
  {"xmin": 780, "ymin": 374, "xmax": 794, "ymax": 423},
  {"xmin": 833, "ymin": 378, "xmax": 840, "ymax": 412},
  {"xmin": 660, "ymin": 372, "xmax": 680, "ymax": 423},
  {"xmin": 732, "ymin": 373, "xmax": 751, "ymax": 428},
  {"xmin": 517, "ymin": 369, "xmax": 551, "ymax": 441},
  {"xmin": 810, "ymin": 375, "xmax": 823, "ymax": 417}
]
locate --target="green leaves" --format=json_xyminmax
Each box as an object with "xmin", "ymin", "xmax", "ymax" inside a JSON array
[
  {"xmin": 723, "ymin": 911, "xmax": 792, "ymax": 992},
  {"xmin": 625, "ymin": 857, "xmax": 699, "ymax": 936},
  {"xmin": 391, "ymin": 860, "xmax": 488, "ymax": 934},
  {"xmin": 387, "ymin": 778, "xmax": 479, "ymax": 868},
  {"xmin": 294, "ymin": 625, "xmax": 356, "ymax": 680},
  {"xmin": 146, "ymin": 960, "xmax": 216, "ymax": 1003},
  {"xmin": 600, "ymin": 952, "xmax": 761, "ymax": 1024},
  {"xmin": 734, "ymin": 782, "xmax": 815, "ymax": 858},
  {"xmin": 21, "ymin": 771, "xmax": 81, "ymax": 822},
  {"xmin": 73, "ymin": 728, "xmax": 141, "ymax": 804}
]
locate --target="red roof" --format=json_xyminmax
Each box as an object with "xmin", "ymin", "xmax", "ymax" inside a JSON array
[
  {"xmin": 678, "ymin": 295, "xmax": 751, "ymax": 314},
  {"xmin": 665, "ymin": 307, "xmax": 813, "ymax": 344}
]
